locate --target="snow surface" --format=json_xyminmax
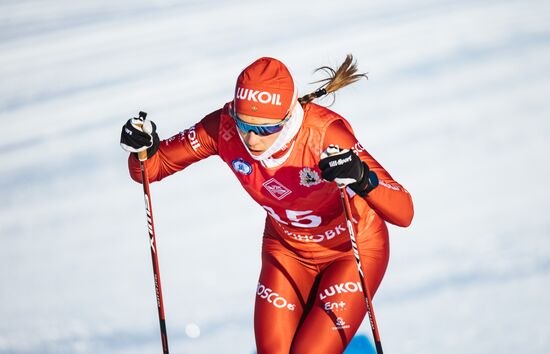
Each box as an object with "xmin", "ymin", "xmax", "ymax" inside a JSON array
[{"xmin": 1, "ymin": 0, "xmax": 549, "ymax": 353}]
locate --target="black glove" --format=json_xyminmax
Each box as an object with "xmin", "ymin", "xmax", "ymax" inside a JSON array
[
  {"xmin": 120, "ymin": 118, "xmax": 159, "ymax": 158},
  {"xmin": 319, "ymin": 145, "xmax": 378, "ymax": 196}
]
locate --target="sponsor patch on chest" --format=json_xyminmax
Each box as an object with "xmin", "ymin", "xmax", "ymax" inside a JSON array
[{"xmin": 263, "ymin": 178, "xmax": 292, "ymax": 200}]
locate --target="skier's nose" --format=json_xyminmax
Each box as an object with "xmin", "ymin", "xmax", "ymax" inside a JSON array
[{"xmin": 244, "ymin": 131, "xmax": 261, "ymax": 146}]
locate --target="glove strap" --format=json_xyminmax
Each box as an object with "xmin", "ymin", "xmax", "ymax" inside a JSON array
[{"xmin": 352, "ymin": 163, "xmax": 379, "ymax": 197}]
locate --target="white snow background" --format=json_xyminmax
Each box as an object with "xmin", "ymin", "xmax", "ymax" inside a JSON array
[{"xmin": 1, "ymin": 0, "xmax": 549, "ymax": 353}]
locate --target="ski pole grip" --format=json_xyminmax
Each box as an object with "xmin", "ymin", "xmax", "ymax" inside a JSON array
[
  {"xmin": 137, "ymin": 149, "xmax": 148, "ymax": 161},
  {"xmin": 135, "ymin": 111, "xmax": 148, "ymax": 161}
]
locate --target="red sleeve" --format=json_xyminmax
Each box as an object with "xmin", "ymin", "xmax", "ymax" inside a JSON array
[
  {"xmin": 128, "ymin": 109, "xmax": 221, "ymax": 183},
  {"xmin": 323, "ymin": 120, "xmax": 414, "ymax": 227}
]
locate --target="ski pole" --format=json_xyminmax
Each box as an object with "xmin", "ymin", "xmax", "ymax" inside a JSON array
[
  {"xmin": 135, "ymin": 111, "xmax": 170, "ymax": 354},
  {"xmin": 339, "ymin": 186, "xmax": 383, "ymax": 354}
]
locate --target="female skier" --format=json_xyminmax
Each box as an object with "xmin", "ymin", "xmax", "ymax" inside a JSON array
[{"xmin": 120, "ymin": 55, "xmax": 413, "ymax": 353}]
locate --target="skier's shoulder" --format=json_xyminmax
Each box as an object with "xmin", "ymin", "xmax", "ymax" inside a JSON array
[
  {"xmin": 199, "ymin": 106, "xmax": 224, "ymax": 136},
  {"xmin": 302, "ymin": 102, "xmax": 348, "ymax": 131},
  {"xmin": 198, "ymin": 104, "xmax": 233, "ymax": 142}
]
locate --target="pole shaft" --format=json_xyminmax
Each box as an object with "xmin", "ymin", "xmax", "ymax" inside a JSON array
[
  {"xmin": 340, "ymin": 187, "xmax": 383, "ymax": 354},
  {"xmin": 140, "ymin": 160, "xmax": 170, "ymax": 354}
]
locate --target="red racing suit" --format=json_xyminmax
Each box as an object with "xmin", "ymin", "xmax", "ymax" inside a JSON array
[{"xmin": 128, "ymin": 102, "xmax": 414, "ymax": 353}]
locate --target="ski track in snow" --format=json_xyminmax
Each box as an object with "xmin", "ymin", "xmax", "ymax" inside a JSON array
[{"xmin": 1, "ymin": 0, "xmax": 550, "ymax": 353}]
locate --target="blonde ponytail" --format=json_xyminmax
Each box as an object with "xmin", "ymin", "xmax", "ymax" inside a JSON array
[{"xmin": 298, "ymin": 54, "xmax": 368, "ymax": 105}]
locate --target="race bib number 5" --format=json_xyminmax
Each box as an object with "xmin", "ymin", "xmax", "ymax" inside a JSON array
[{"xmin": 262, "ymin": 206, "xmax": 322, "ymax": 228}]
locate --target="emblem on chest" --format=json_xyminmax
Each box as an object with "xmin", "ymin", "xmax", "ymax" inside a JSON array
[
  {"xmin": 232, "ymin": 158, "xmax": 253, "ymax": 175},
  {"xmin": 299, "ymin": 167, "xmax": 322, "ymax": 187}
]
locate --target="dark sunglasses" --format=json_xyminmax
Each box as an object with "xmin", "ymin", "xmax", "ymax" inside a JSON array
[{"xmin": 229, "ymin": 108, "xmax": 290, "ymax": 136}]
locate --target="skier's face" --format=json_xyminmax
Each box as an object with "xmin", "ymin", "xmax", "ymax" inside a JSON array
[{"xmin": 236, "ymin": 113, "xmax": 284, "ymax": 155}]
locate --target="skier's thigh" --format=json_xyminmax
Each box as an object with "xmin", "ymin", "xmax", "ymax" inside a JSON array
[
  {"xmin": 254, "ymin": 252, "xmax": 313, "ymax": 354},
  {"xmin": 291, "ymin": 258, "xmax": 367, "ymax": 354}
]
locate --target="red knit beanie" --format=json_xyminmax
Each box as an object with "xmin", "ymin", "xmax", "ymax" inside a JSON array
[{"xmin": 233, "ymin": 57, "xmax": 297, "ymax": 120}]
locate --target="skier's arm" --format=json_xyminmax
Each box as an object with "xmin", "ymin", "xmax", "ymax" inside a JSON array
[
  {"xmin": 322, "ymin": 120, "xmax": 414, "ymax": 227},
  {"xmin": 128, "ymin": 109, "xmax": 221, "ymax": 183}
]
